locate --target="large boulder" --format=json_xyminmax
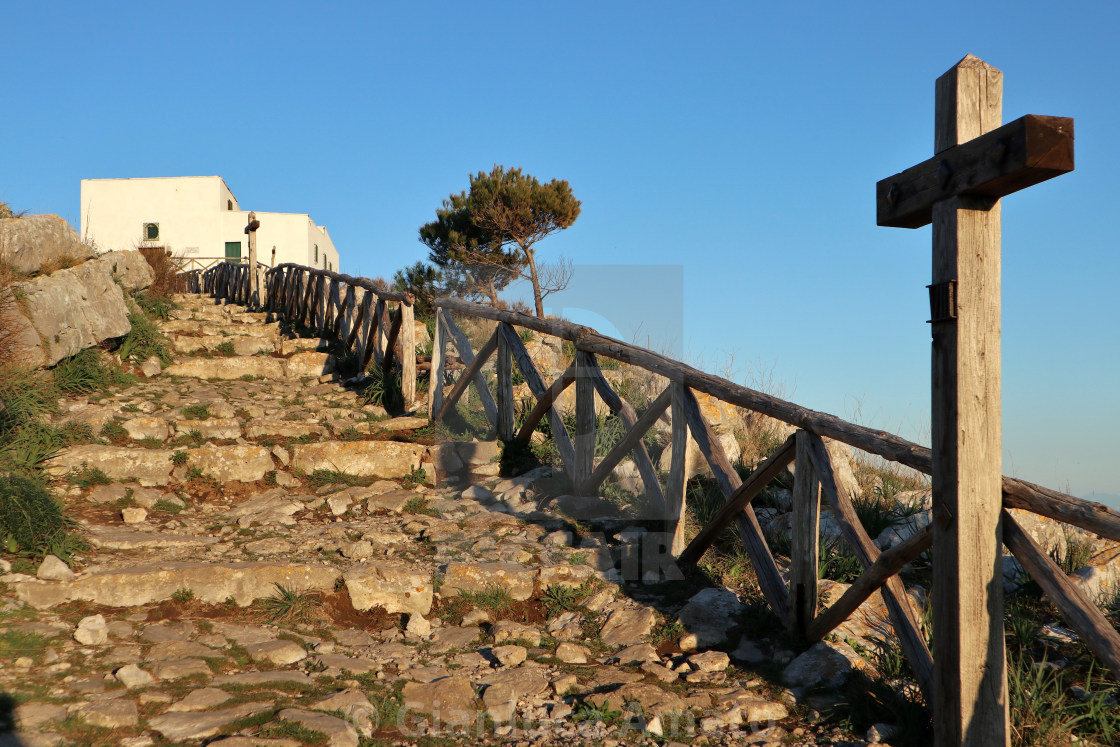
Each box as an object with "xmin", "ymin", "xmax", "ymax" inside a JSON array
[
  {"xmin": 0, "ymin": 214, "xmax": 94, "ymax": 275},
  {"xmin": 94, "ymin": 250, "xmax": 154, "ymax": 292},
  {"xmin": 13, "ymin": 259, "xmax": 131, "ymax": 365}
]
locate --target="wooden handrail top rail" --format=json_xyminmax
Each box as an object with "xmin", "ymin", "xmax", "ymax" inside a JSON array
[
  {"xmin": 266, "ymin": 263, "xmax": 413, "ymax": 304},
  {"xmin": 434, "ymin": 295, "xmax": 1120, "ymax": 541}
]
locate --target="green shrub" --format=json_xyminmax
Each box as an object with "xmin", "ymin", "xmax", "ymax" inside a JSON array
[
  {"xmin": 119, "ymin": 312, "xmax": 172, "ymax": 365},
  {"xmin": 0, "ymin": 420, "xmax": 82, "ymax": 474},
  {"xmin": 132, "ymin": 291, "xmax": 177, "ymax": 321},
  {"xmin": 180, "ymin": 404, "xmax": 211, "ymax": 420},
  {"xmin": 68, "ymin": 465, "xmax": 111, "ymax": 490},
  {"xmin": 215, "ymin": 341, "xmax": 236, "ymax": 356},
  {"xmin": 0, "ymin": 368, "xmax": 58, "ymax": 432},
  {"xmin": 1051, "ymin": 528, "xmax": 1095, "ymax": 575},
  {"xmin": 52, "ymin": 349, "xmax": 131, "ymax": 394},
  {"xmin": 99, "ymin": 420, "xmax": 129, "ymax": 444},
  {"xmin": 361, "ymin": 365, "xmax": 402, "ymax": 409},
  {"xmin": 0, "ymin": 474, "xmax": 77, "ymax": 558}
]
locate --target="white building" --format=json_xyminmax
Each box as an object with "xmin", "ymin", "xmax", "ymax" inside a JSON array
[{"xmin": 80, "ymin": 176, "xmax": 340, "ymax": 271}]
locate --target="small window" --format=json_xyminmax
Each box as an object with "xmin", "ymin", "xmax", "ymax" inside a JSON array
[
  {"xmin": 227, "ymin": 199, "xmax": 233, "ymax": 210},
  {"xmin": 143, "ymin": 223, "xmax": 159, "ymax": 241},
  {"xmin": 314, "ymin": 244, "xmax": 318, "ymax": 262}
]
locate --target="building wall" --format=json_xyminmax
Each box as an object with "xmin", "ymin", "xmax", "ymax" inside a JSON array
[
  {"xmin": 80, "ymin": 176, "xmax": 234, "ymax": 256},
  {"xmin": 80, "ymin": 176, "xmax": 339, "ymax": 270}
]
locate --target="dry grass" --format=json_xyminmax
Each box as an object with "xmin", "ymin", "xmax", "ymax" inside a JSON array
[
  {"xmin": 0, "ymin": 261, "xmax": 26, "ymax": 366},
  {"xmin": 139, "ymin": 246, "xmax": 188, "ymax": 297},
  {"xmin": 33, "ymin": 252, "xmax": 87, "ymax": 276}
]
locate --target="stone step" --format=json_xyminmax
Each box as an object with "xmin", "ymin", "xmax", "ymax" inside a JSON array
[
  {"xmin": 170, "ymin": 335, "xmax": 275, "ymax": 356},
  {"xmin": 163, "ymin": 351, "xmax": 334, "ymax": 380},
  {"xmin": 9, "ymin": 560, "xmax": 341, "ymax": 608},
  {"xmin": 45, "ymin": 443, "xmax": 275, "ymax": 485},
  {"xmin": 162, "ymin": 320, "xmax": 280, "ymax": 338}
]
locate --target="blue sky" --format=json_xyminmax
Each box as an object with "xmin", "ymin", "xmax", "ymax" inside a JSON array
[{"xmin": 3, "ymin": 2, "xmax": 1117, "ymax": 503}]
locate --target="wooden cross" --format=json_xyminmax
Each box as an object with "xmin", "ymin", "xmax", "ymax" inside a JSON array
[
  {"xmin": 244, "ymin": 211, "xmax": 261, "ymax": 306},
  {"xmin": 877, "ymin": 55, "xmax": 1073, "ymax": 746}
]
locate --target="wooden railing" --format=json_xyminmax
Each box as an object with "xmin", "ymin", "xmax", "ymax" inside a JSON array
[
  {"xmin": 429, "ymin": 296, "xmax": 1120, "ymax": 700},
  {"xmin": 201, "ymin": 260, "xmax": 272, "ymax": 308},
  {"xmin": 184, "ymin": 265, "xmax": 1120, "ymax": 701},
  {"xmin": 199, "ymin": 262, "xmax": 417, "ymax": 408}
]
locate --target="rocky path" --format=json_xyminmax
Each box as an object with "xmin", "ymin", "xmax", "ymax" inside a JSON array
[{"xmin": 0, "ymin": 294, "xmax": 898, "ymax": 747}]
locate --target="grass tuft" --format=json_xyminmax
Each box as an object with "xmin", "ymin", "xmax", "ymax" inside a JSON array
[
  {"xmin": 256, "ymin": 583, "xmax": 323, "ymax": 625},
  {"xmin": 119, "ymin": 312, "xmax": 172, "ymax": 365},
  {"xmin": 52, "ymin": 348, "xmax": 130, "ymax": 394}
]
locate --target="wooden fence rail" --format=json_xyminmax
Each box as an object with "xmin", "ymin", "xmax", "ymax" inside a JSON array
[
  {"xmin": 197, "ymin": 262, "xmax": 417, "ymax": 408},
  {"xmin": 427, "ymin": 295, "xmax": 1120, "ymax": 696}
]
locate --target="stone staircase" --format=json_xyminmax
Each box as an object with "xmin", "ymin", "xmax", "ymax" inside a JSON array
[{"xmin": 0, "ymin": 293, "xmax": 893, "ymax": 746}]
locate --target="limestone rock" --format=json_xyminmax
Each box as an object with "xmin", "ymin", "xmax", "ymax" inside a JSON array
[
  {"xmin": 247, "ymin": 639, "xmax": 308, "ymax": 666},
  {"xmin": 611, "ymin": 642, "xmax": 659, "ymax": 664},
  {"xmin": 442, "ymin": 562, "xmax": 536, "ymax": 601},
  {"xmin": 122, "ymin": 416, "xmax": 170, "ymax": 441},
  {"xmin": 782, "ymin": 640, "xmax": 870, "ymax": 688},
  {"xmin": 174, "ymin": 418, "xmax": 241, "ymax": 439},
  {"xmin": 14, "ymin": 259, "xmax": 131, "ymax": 366},
  {"xmin": 44, "ymin": 445, "xmax": 173, "ymax": 486},
  {"xmin": 555, "ymin": 642, "xmax": 590, "ymax": 663},
  {"xmin": 13, "ymin": 561, "xmax": 341, "ymax": 608},
  {"xmin": 140, "ymin": 355, "xmax": 163, "ymax": 377},
  {"xmin": 689, "ymin": 650, "xmax": 730, "ymax": 672},
  {"xmin": 491, "ymin": 620, "xmax": 541, "ymax": 647},
  {"xmin": 344, "ymin": 561, "xmax": 433, "ymax": 616},
  {"xmin": 71, "ymin": 698, "xmax": 138, "ymax": 728},
  {"xmin": 36, "ymin": 555, "xmax": 74, "ymax": 581},
  {"xmin": 677, "ymin": 587, "xmax": 745, "ymax": 650},
  {"xmin": 246, "ymin": 421, "xmax": 325, "ymax": 439},
  {"xmin": 164, "ymin": 357, "xmax": 285, "ymax": 380},
  {"xmin": 279, "ymin": 708, "xmax": 358, "ymax": 747},
  {"xmin": 149, "ymin": 702, "xmax": 273, "ymax": 740},
  {"xmin": 292, "ymin": 441, "xmax": 426, "ymax": 478},
  {"xmin": 74, "ymin": 614, "xmax": 108, "ymax": 645},
  {"xmin": 185, "ymin": 444, "xmax": 273, "ymax": 482},
  {"xmin": 14, "ymin": 701, "xmax": 68, "ymax": 731},
  {"xmin": 600, "ymin": 606, "xmax": 656, "ymax": 647},
  {"xmin": 490, "ymin": 644, "xmax": 527, "ymax": 667},
  {"xmin": 400, "ymin": 677, "xmax": 478, "ymax": 726},
  {"xmin": 0, "ymin": 214, "xmax": 92, "ymax": 275},
  {"xmin": 115, "ymin": 663, "xmax": 155, "ymax": 688},
  {"xmin": 588, "ymin": 682, "xmax": 687, "ymax": 718},
  {"xmin": 122, "ymin": 507, "xmax": 148, "ymax": 524},
  {"xmin": 285, "ymin": 351, "xmax": 334, "ymax": 378},
  {"xmin": 167, "ymin": 687, "xmax": 232, "ymax": 712},
  {"xmin": 148, "ymin": 658, "xmax": 212, "ymax": 680},
  {"xmin": 95, "ymin": 250, "xmax": 154, "ymax": 291}
]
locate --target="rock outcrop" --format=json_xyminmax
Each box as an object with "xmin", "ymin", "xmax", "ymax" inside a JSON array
[{"xmin": 0, "ymin": 214, "xmax": 93, "ymax": 275}]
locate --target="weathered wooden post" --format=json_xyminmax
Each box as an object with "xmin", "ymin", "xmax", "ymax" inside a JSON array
[
  {"xmin": 877, "ymin": 55, "xmax": 1073, "ymax": 746},
  {"xmin": 244, "ymin": 212, "xmax": 260, "ymax": 307}
]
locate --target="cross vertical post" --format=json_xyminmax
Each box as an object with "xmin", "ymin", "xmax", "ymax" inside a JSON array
[
  {"xmin": 245, "ymin": 211, "xmax": 260, "ymax": 307},
  {"xmin": 877, "ymin": 54, "xmax": 1073, "ymax": 747},
  {"xmin": 930, "ymin": 56, "xmax": 1007, "ymax": 747}
]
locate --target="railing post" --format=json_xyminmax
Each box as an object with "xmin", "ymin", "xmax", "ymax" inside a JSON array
[
  {"xmin": 573, "ymin": 350, "xmax": 596, "ymax": 490},
  {"xmin": 400, "ymin": 300, "xmax": 416, "ymax": 409},
  {"xmin": 428, "ymin": 306, "xmax": 446, "ymax": 418},
  {"xmin": 496, "ymin": 323, "xmax": 515, "ymax": 441},
  {"xmin": 666, "ymin": 382, "xmax": 690, "ymax": 556},
  {"xmin": 789, "ymin": 429, "xmax": 821, "ymax": 635}
]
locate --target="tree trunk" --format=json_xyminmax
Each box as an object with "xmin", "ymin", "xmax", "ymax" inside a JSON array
[
  {"xmin": 523, "ymin": 246, "xmax": 544, "ymax": 317},
  {"xmin": 485, "ymin": 277, "xmax": 500, "ymax": 307}
]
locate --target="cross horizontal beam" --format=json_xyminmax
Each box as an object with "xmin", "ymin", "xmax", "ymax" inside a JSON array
[{"xmin": 877, "ymin": 114, "xmax": 1073, "ymax": 228}]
